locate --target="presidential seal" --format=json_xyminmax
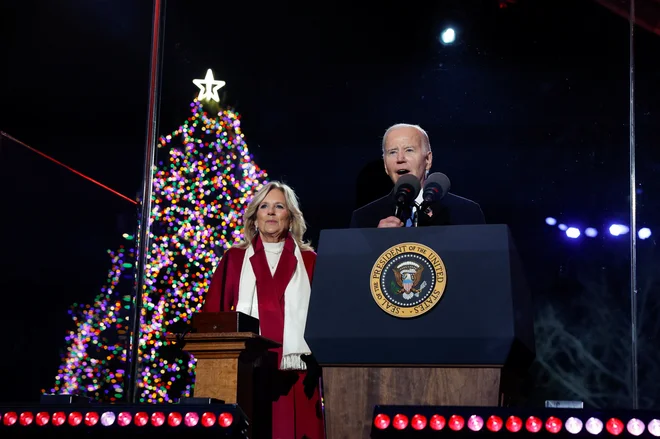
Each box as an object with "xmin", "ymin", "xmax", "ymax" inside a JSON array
[{"xmin": 369, "ymin": 242, "xmax": 447, "ymax": 318}]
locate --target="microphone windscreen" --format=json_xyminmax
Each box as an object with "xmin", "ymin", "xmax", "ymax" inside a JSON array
[
  {"xmin": 393, "ymin": 173, "xmax": 421, "ymax": 197},
  {"xmin": 424, "ymin": 172, "xmax": 451, "ymax": 200}
]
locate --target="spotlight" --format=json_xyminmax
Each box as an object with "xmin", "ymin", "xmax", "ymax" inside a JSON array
[{"xmin": 440, "ymin": 28, "xmax": 456, "ymax": 44}]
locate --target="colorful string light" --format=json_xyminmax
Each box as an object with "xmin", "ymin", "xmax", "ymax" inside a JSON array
[{"xmin": 50, "ymin": 98, "xmax": 268, "ymax": 402}]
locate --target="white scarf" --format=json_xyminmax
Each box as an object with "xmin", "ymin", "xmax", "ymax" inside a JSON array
[{"xmin": 235, "ymin": 239, "xmax": 312, "ymax": 370}]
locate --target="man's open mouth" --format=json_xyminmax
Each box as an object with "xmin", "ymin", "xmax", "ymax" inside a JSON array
[{"xmin": 396, "ymin": 169, "xmax": 410, "ymax": 175}]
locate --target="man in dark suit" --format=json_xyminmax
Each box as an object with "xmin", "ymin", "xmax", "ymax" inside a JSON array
[{"xmin": 350, "ymin": 123, "xmax": 485, "ymax": 228}]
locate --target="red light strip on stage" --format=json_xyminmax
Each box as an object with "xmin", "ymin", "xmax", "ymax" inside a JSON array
[
  {"xmin": 0, "ymin": 410, "xmax": 234, "ymax": 428},
  {"xmin": 373, "ymin": 412, "xmax": 660, "ymax": 436}
]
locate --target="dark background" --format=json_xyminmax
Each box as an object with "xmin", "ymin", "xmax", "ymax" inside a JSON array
[{"xmin": 1, "ymin": 0, "xmax": 658, "ymax": 408}]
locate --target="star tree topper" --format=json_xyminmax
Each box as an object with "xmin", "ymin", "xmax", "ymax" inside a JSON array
[{"xmin": 193, "ymin": 69, "xmax": 226, "ymax": 102}]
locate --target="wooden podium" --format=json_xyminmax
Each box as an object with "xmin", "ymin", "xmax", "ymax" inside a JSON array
[
  {"xmin": 306, "ymin": 226, "xmax": 536, "ymax": 438},
  {"xmin": 321, "ymin": 366, "xmax": 501, "ymax": 438},
  {"xmin": 169, "ymin": 312, "xmax": 279, "ymax": 438}
]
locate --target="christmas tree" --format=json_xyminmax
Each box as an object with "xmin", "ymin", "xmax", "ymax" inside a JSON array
[
  {"xmin": 49, "ymin": 236, "xmax": 136, "ymax": 401},
  {"xmin": 50, "ymin": 69, "xmax": 269, "ymax": 402}
]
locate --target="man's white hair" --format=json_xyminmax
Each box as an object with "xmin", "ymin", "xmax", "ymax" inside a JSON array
[{"xmin": 381, "ymin": 123, "xmax": 432, "ymax": 156}]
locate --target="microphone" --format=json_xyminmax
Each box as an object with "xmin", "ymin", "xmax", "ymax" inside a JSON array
[
  {"xmin": 392, "ymin": 173, "xmax": 421, "ymax": 222},
  {"xmin": 420, "ymin": 172, "xmax": 451, "ymax": 212}
]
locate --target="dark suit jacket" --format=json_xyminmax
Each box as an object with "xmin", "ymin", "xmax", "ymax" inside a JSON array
[{"xmin": 349, "ymin": 192, "xmax": 486, "ymax": 228}]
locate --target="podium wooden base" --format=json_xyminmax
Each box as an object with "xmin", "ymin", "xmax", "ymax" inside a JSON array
[
  {"xmin": 322, "ymin": 366, "xmax": 501, "ymax": 439},
  {"xmin": 170, "ymin": 331, "xmax": 279, "ymax": 439}
]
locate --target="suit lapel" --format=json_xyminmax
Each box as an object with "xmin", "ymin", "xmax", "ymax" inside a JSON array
[
  {"xmin": 249, "ymin": 234, "xmax": 297, "ymax": 303},
  {"xmin": 377, "ymin": 193, "xmax": 397, "ymax": 221},
  {"xmin": 274, "ymin": 235, "xmax": 297, "ymax": 302},
  {"xmin": 249, "ymin": 236, "xmax": 272, "ymax": 281},
  {"xmin": 419, "ymin": 201, "xmax": 450, "ymax": 226}
]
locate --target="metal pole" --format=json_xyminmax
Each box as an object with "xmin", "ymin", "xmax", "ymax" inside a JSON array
[
  {"xmin": 127, "ymin": 0, "xmax": 166, "ymax": 404},
  {"xmin": 628, "ymin": 0, "xmax": 638, "ymax": 411}
]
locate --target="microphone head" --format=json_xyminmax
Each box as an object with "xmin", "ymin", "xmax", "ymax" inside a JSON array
[
  {"xmin": 393, "ymin": 173, "xmax": 421, "ymax": 201},
  {"xmin": 423, "ymin": 172, "xmax": 451, "ymax": 202}
]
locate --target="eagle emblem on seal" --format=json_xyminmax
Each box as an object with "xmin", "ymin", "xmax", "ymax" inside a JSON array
[{"xmin": 393, "ymin": 261, "xmax": 427, "ymax": 300}]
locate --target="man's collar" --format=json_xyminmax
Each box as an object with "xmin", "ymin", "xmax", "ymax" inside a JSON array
[{"xmin": 414, "ymin": 189, "xmax": 423, "ymax": 205}]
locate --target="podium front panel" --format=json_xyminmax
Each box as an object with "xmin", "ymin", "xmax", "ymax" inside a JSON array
[{"xmin": 305, "ymin": 224, "xmax": 534, "ymax": 366}]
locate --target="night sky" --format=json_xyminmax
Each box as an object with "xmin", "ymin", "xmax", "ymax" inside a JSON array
[{"xmin": 1, "ymin": 0, "xmax": 658, "ymax": 407}]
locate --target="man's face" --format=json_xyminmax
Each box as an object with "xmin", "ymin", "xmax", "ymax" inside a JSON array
[{"xmin": 383, "ymin": 127, "xmax": 433, "ymax": 185}]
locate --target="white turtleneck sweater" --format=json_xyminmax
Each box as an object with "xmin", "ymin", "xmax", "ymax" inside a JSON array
[{"xmin": 262, "ymin": 240, "xmax": 284, "ymax": 274}]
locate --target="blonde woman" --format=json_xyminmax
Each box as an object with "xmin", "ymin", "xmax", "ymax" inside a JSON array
[{"xmin": 203, "ymin": 181, "xmax": 323, "ymax": 439}]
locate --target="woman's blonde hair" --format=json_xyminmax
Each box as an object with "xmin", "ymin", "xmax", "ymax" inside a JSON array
[{"xmin": 236, "ymin": 181, "xmax": 314, "ymax": 252}]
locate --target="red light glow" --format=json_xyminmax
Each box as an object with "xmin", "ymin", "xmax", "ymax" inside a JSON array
[
  {"xmin": 52, "ymin": 411, "xmax": 66, "ymax": 426},
  {"xmin": 546, "ymin": 416, "xmax": 563, "ymax": 433},
  {"xmin": 526, "ymin": 416, "xmax": 542, "ymax": 433},
  {"xmin": 3, "ymin": 412, "xmax": 17, "ymax": 426},
  {"xmin": 168, "ymin": 412, "xmax": 182, "ymax": 427},
  {"xmin": 218, "ymin": 412, "xmax": 234, "ymax": 428},
  {"xmin": 84, "ymin": 412, "xmax": 99, "ymax": 426},
  {"xmin": 411, "ymin": 414, "xmax": 427, "ymax": 430},
  {"xmin": 151, "ymin": 412, "xmax": 165, "ymax": 427},
  {"xmin": 19, "ymin": 412, "xmax": 34, "ymax": 426},
  {"xmin": 201, "ymin": 412, "xmax": 216, "ymax": 427},
  {"xmin": 36, "ymin": 412, "xmax": 50, "ymax": 426},
  {"xmin": 393, "ymin": 414, "xmax": 409, "ymax": 430},
  {"xmin": 374, "ymin": 414, "xmax": 390, "ymax": 430},
  {"xmin": 487, "ymin": 415, "xmax": 504, "ymax": 432},
  {"xmin": 117, "ymin": 412, "xmax": 132, "ymax": 426},
  {"xmin": 506, "ymin": 415, "xmax": 523, "ymax": 432},
  {"xmin": 134, "ymin": 412, "xmax": 149, "ymax": 427},
  {"xmin": 449, "ymin": 415, "xmax": 465, "ymax": 431},
  {"xmin": 430, "ymin": 414, "xmax": 446, "ymax": 430},
  {"xmin": 606, "ymin": 418, "xmax": 624, "ymax": 435}
]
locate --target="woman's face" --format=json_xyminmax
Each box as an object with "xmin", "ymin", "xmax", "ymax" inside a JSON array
[{"xmin": 255, "ymin": 188, "xmax": 291, "ymax": 243}]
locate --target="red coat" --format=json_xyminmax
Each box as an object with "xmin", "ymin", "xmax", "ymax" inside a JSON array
[{"xmin": 203, "ymin": 235, "xmax": 324, "ymax": 439}]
